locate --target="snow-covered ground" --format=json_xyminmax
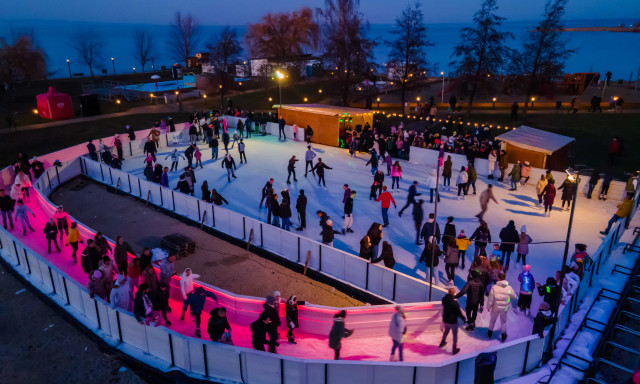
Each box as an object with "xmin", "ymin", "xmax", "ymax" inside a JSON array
[{"xmin": 121, "ymin": 130, "xmax": 621, "ymax": 338}]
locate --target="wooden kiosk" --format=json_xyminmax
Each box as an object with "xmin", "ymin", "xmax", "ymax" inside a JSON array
[
  {"xmin": 495, "ymin": 126, "xmax": 575, "ymax": 170},
  {"xmin": 276, "ymin": 104, "xmax": 374, "ymax": 147}
]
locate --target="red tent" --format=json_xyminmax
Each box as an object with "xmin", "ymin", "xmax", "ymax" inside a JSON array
[{"xmin": 36, "ymin": 86, "xmax": 74, "ymax": 119}]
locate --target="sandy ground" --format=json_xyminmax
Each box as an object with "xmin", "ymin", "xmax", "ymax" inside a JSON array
[
  {"xmin": 51, "ymin": 177, "xmax": 363, "ymax": 308},
  {"xmin": 0, "ymin": 263, "xmax": 147, "ymax": 384}
]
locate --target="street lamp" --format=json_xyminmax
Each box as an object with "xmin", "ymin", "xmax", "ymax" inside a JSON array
[
  {"xmin": 111, "ymin": 57, "xmax": 116, "ymax": 76},
  {"xmin": 133, "ymin": 67, "xmax": 136, "ymax": 74},
  {"xmin": 377, "ymin": 97, "xmax": 381, "ymax": 109},
  {"xmin": 66, "ymin": 59, "xmax": 72, "ymax": 79},
  {"xmin": 303, "ymin": 97, "xmax": 308, "ymax": 102},
  {"xmin": 440, "ymin": 72, "xmax": 445, "ymax": 104},
  {"xmin": 276, "ymin": 70, "xmax": 285, "ymax": 106},
  {"xmin": 203, "ymin": 94, "xmax": 207, "ymax": 105},
  {"xmin": 318, "ymin": 89, "xmax": 323, "ymax": 94},
  {"xmin": 530, "ymin": 97, "xmax": 536, "ymax": 109},
  {"xmin": 492, "ymin": 97, "xmax": 497, "ymax": 109}
]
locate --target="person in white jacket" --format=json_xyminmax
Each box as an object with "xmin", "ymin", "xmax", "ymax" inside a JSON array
[
  {"xmin": 488, "ymin": 149, "xmax": 497, "ymax": 179},
  {"xmin": 110, "ymin": 278, "xmax": 132, "ymax": 312},
  {"xmin": 388, "ymin": 305, "xmax": 407, "ymax": 361},
  {"xmin": 16, "ymin": 171, "xmax": 32, "ymax": 197},
  {"xmin": 427, "ymin": 169, "xmax": 440, "ymax": 203},
  {"xmin": 456, "ymin": 166, "xmax": 468, "ymax": 199},
  {"xmin": 180, "ymin": 268, "xmax": 200, "ymax": 320},
  {"xmin": 487, "ymin": 272, "xmax": 518, "ymax": 342}
]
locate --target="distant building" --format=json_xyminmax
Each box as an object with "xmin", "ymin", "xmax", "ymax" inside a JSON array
[{"xmin": 250, "ymin": 55, "xmax": 323, "ymax": 78}]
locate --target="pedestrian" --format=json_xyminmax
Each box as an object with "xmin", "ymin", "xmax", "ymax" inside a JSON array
[
  {"xmin": 304, "ymin": 146, "xmax": 316, "ymax": 177},
  {"xmin": 287, "ymin": 155, "xmax": 298, "ymax": 184},
  {"xmin": 110, "ymin": 277, "xmax": 132, "ymax": 312},
  {"xmin": 390, "ymin": 161, "xmax": 402, "ymax": 192},
  {"xmin": 329, "ymin": 310, "xmax": 353, "ymax": 360},
  {"xmin": 412, "ymin": 199, "xmax": 424, "ymax": 245},
  {"xmin": 587, "ymin": 169, "xmax": 600, "ymax": 199},
  {"xmin": 88, "ymin": 270, "xmax": 108, "ymax": 301},
  {"xmin": 207, "ymin": 307, "xmax": 232, "ymax": 344},
  {"xmin": 536, "ymin": 175, "xmax": 548, "ymax": 206},
  {"xmin": 126, "ymin": 257, "xmax": 141, "ymax": 294},
  {"xmin": 444, "ymin": 238, "xmax": 459, "ymax": 286},
  {"xmin": 600, "ymin": 193, "xmax": 633, "ymax": 234},
  {"xmin": 367, "ymin": 222, "xmax": 383, "ymax": 258},
  {"xmin": 365, "ymin": 149, "xmax": 379, "ymax": 176},
  {"xmin": 210, "ymin": 189, "xmax": 228, "ymax": 206},
  {"xmin": 278, "ymin": 117, "xmax": 286, "ymax": 140},
  {"xmin": 13, "ymin": 199, "xmax": 35, "ymax": 235},
  {"xmin": 44, "ymin": 218, "xmax": 61, "ymax": 253},
  {"xmin": 456, "ymin": 166, "xmax": 469, "ymax": 198},
  {"xmin": 262, "ymin": 295, "xmax": 281, "ymax": 353},
  {"xmin": 427, "ymin": 169, "xmax": 440, "ymax": 203},
  {"xmin": 442, "ymin": 156, "xmax": 452, "ymax": 189},
  {"xmin": 359, "ymin": 235, "xmax": 373, "ymax": 260},
  {"xmin": 455, "ymin": 231, "xmax": 472, "ymax": 269},
  {"xmin": 312, "ymin": 158, "xmax": 332, "ymax": 187},
  {"xmin": 467, "ymin": 163, "xmax": 477, "ymax": 194},
  {"xmin": 280, "ymin": 194, "xmax": 292, "ymax": 231},
  {"xmin": 134, "ymin": 284, "xmax": 155, "ymax": 325},
  {"xmin": 251, "ymin": 312, "xmax": 272, "ymax": 351},
  {"xmin": 516, "ymin": 226, "xmax": 532, "ymax": 266},
  {"xmin": 388, "ymin": 305, "xmax": 407, "ymax": 361},
  {"xmin": 376, "ymin": 186, "xmax": 396, "ymax": 227},
  {"xmin": 439, "ymin": 288, "xmax": 466, "ymax": 355},
  {"xmin": 536, "ymin": 277, "xmax": 559, "ymax": 313},
  {"xmin": 420, "ymin": 213, "xmax": 441, "ymax": 244},
  {"xmin": 470, "ymin": 220, "xmax": 492, "ymax": 257},
  {"xmin": 296, "ymin": 190, "xmax": 307, "ymax": 231},
  {"xmin": 0, "ymin": 189, "xmax": 14, "ymax": 230},
  {"xmin": 184, "ymin": 286, "xmax": 217, "ymax": 338},
  {"xmin": 321, "ymin": 219, "xmax": 340, "ymax": 246},
  {"xmin": 454, "ymin": 270, "xmax": 484, "ymax": 331},
  {"xmin": 305, "ymin": 125, "xmax": 313, "ymax": 144},
  {"xmin": 558, "ymin": 175, "xmax": 576, "ymax": 211},
  {"xmin": 260, "ymin": 178, "xmax": 274, "ymax": 209},
  {"xmin": 499, "ymin": 220, "xmax": 519, "ymax": 271},
  {"xmin": 442, "ymin": 216, "xmax": 456, "ymax": 251},
  {"xmin": 342, "ymin": 190, "xmax": 356, "ymax": 234},
  {"xmin": 510, "ymin": 102, "xmax": 519, "ymax": 121},
  {"xmin": 180, "ymin": 268, "xmax": 200, "ymax": 320},
  {"xmin": 476, "ymin": 185, "xmax": 498, "ymax": 220},
  {"xmin": 64, "ymin": 222, "xmax": 82, "ymax": 263},
  {"xmin": 286, "ymin": 296, "xmax": 301, "ymax": 344},
  {"xmin": 159, "ymin": 254, "xmax": 177, "ymax": 285},
  {"xmin": 532, "ymin": 302, "xmax": 555, "ymax": 337},
  {"xmin": 87, "ymin": 140, "xmax": 99, "ymax": 162},
  {"xmin": 487, "ymin": 272, "xmax": 518, "ymax": 342},
  {"xmin": 517, "ymin": 265, "xmax": 536, "ymax": 316},
  {"xmin": 542, "ymin": 179, "xmax": 556, "ymax": 216},
  {"xmin": 371, "ymin": 241, "xmax": 396, "ymax": 268},
  {"xmin": 221, "ymin": 154, "xmax": 237, "ymax": 182},
  {"xmin": 598, "ymin": 172, "xmax": 613, "ymax": 200}
]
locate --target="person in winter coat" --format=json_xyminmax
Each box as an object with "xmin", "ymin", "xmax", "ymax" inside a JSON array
[
  {"xmin": 542, "ymin": 179, "xmax": 556, "ymax": 216},
  {"xmin": 286, "ymin": 155, "xmax": 298, "ymax": 184},
  {"xmin": 88, "ymin": 270, "xmax": 107, "ymax": 301},
  {"xmin": 365, "ymin": 149, "xmax": 379, "ymax": 176},
  {"xmin": 165, "ymin": 149, "xmax": 186, "ymax": 172},
  {"xmin": 487, "ymin": 272, "xmax": 518, "ymax": 342},
  {"xmin": 470, "ymin": 220, "xmax": 491, "ymax": 257},
  {"xmin": 312, "ymin": 158, "xmax": 332, "ymax": 187},
  {"xmin": 286, "ymin": 296, "xmax": 303, "ymax": 343},
  {"xmin": 134, "ymin": 284, "xmax": 154, "ymax": 324},
  {"xmin": 174, "ymin": 175, "xmax": 190, "ymax": 194},
  {"xmin": 454, "ymin": 270, "xmax": 484, "ymax": 331},
  {"xmin": 520, "ymin": 161, "xmax": 532, "ymax": 186},
  {"xmin": 476, "ymin": 185, "xmax": 498, "ymax": 220},
  {"xmin": 456, "ymin": 166, "xmax": 469, "ymax": 197},
  {"xmin": 376, "ymin": 186, "xmax": 396, "ymax": 227},
  {"xmin": 517, "ymin": 265, "xmax": 536, "ymax": 315},
  {"xmin": 536, "ymin": 277, "xmax": 559, "ymax": 313},
  {"xmin": 420, "ymin": 213, "xmax": 441, "ymax": 244},
  {"xmin": 398, "ymin": 181, "xmax": 420, "ymax": 217},
  {"xmin": 455, "ymin": 231, "xmax": 472, "ymax": 269},
  {"xmin": 439, "ymin": 288, "xmax": 466, "ymax": 355},
  {"xmin": 442, "ymin": 216, "xmax": 456, "ymax": 251},
  {"xmin": 180, "ymin": 268, "xmax": 200, "ymax": 319},
  {"xmin": 270, "ymin": 194, "xmax": 281, "ymax": 227},
  {"xmin": 444, "ymin": 238, "xmax": 459, "ymax": 285},
  {"xmin": 87, "ymin": 140, "xmax": 99, "ymax": 161},
  {"xmin": 151, "ymin": 282, "xmax": 172, "ymax": 326},
  {"xmin": 329, "ymin": 310, "xmax": 353, "ymax": 360},
  {"xmin": 184, "ymin": 286, "xmax": 217, "ymax": 337},
  {"xmin": 390, "ymin": 162, "xmax": 402, "ymax": 191},
  {"xmin": 388, "ymin": 305, "xmax": 407, "ymax": 361},
  {"xmin": 598, "ymin": 172, "xmax": 613, "ymax": 200},
  {"xmin": 13, "ymin": 199, "xmax": 35, "ymax": 235},
  {"xmin": 200, "ymin": 181, "xmax": 211, "ymax": 202},
  {"xmin": 487, "ymin": 149, "xmax": 497, "ymax": 179},
  {"xmin": 110, "ymin": 277, "xmax": 132, "ymax": 312},
  {"xmin": 499, "ymin": 220, "xmax": 519, "ymax": 271},
  {"xmin": 498, "ymin": 150, "xmax": 509, "ymax": 181},
  {"xmin": 367, "ymin": 223, "xmax": 383, "ymax": 258},
  {"xmin": 280, "ymin": 194, "xmax": 293, "ymax": 231},
  {"xmin": 221, "ymin": 154, "xmax": 237, "ymax": 182},
  {"xmin": 342, "ymin": 190, "xmax": 355, "ymax": 234},
  {"xmin": 0, "ymin": 188, "xmax": 14, "ymax": 231},
  {"xmin": 427, "ymin": 169, "xmax": 440, "ymax": 203},
  {"xmin": 251, "ymin": 312, "xmax": 272, "ymax": 351},
  {"xmin": 321, "ymin": 219, "xmax": 340, "ymax": 246},
  {"xmin": 420, "ymin": 237, "xmax": 442, "ymax": 282},
  {"xmin": 126, "ymin": 257, "xmax": 141, "ymax": 294},
  {"xmin": 295, "ymin": 190, "xmax": 307, "ymax": 231},
  {"xmin": 373, "ymin": 170, "xmax": 385, "ymax": 197},
  {"xmin": 359, "ymin": 235, "xmax": 373, "ymax": 260},
  {"xmin": 532, "ymin": 302, "xmax": 556, "ymax": 337},
  {"xmin": 516, "ymin": 226, "xmax": 533, "ymax": 265},
  {"xmin": 371, "ymin": 241, "xmax": 395, "ymax": 269},
  {"xmin": 158, "ymin": 254, "xmax": 177, "ymax": 285},
  {"xmin": 442, "ymin": 156, "xmax": 453, "ymax": 189},
  {"xmin": 65, "ymin": 222, "xmax": 82, "ymax": 263},
  {"xmin": 558, "ymin": 175, "xmax": 576, "ymax": 211},
  {"xmin": 536, "ymin": 175, "xmax": 548, "ymax": 206},
  {"xmin": 601, "ymin": 193, "xmax": 633, "ymax": 234},
  {"xmin": 467, "ymin": 163, "xmax": 478, "ymax": 195},
  {"xmin": 52, "ymin": 206, "xmax": 70, "ymax": 243},
  {"xmin": 44, "ymin": 218, "xmax": 61, "ymax": 253},
  {"xmin": 210, "ymin": 189, "xmax": 228, "ymax": 206},
  {"xmin": 80, "ymin": 240, "xmax": 101, "ymax": 274},
  {"xmin": 208, "ymin": 307, "xmax": 232, "ymax": 343},
  {"xmin": 587, "ymin": 169, "xmax": 600, "ymax": 199},
  {"xmin": 304, "ymin": 145, "xmax": 316, "ymax": 176},
  {"xmin": 94, "ymin": 232, "xmax": 112, "ymax": 257},
  {"xmin": 570, "ymin": 243, "xmax": 592, "ymax": 279},
  {"xmin": 412, "ymin": 200, "xmax": 424, "ymax": 245},
  {"xmin": 262, "ymin": 295, "xmax": 281, "ymax": 352},
  {"xmin": 142, "ymin": 263, "xmax": 158, "ymax": 296}
]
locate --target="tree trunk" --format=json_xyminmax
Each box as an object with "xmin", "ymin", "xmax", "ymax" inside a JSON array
[{"xmin": 400, "ymin": 77, "xmax": 406, "ymax": 115}]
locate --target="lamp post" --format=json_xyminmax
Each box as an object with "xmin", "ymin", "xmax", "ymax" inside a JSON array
[
  {"xmin": 111, "ymin": 57, "xmax": 116, "ymax": 76},
  {"xmin": 492, "ymin": 97, "xmax": 497, "ymax": 109},
  {"xmin": 530, "ymin": 97, "xmax": 536, "ymax": 109},
  {"xmin": 377, "ymin": 97, "xmax": 380, "ymax": 110},
  {"xmin": 203, "ymin": 94, "xmax": 207, "ymax": 106},
  {"xmin": 66, "ymin": 59, "xmax": 72, "ymax": 79},
  {"xmin": 440, "ymin": 72, "xmax": 445, "ymax": 104},
  {"xmin": 276, "ymin": 70, "xmax": 284, "ymax": 106}
]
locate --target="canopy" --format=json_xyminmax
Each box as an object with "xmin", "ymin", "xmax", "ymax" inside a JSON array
[
  {"xmin": 274, "ymin": 104, "xmax": 372, "ymax": 117},
  {"xmin": 495, "ymin": 125, "xmax": 575, "ymax": 155}
]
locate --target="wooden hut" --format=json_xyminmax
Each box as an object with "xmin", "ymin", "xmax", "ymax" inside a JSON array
[{"xmin": 495, "ymin": 126, "xmax": 575, "ymax": 170}]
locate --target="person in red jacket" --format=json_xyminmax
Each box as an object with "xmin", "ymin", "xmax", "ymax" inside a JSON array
[
  {"xmin": 542, "ymin": 179, "xmax": 556, "ymax": 217},
  {"xmin": 376, "ymin": 186, "xmax": 396, "ymax": 227}
]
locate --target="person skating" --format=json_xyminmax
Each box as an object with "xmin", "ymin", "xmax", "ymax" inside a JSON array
[
  {"xmin": 498, "ymin": 150, "xmax": 508, "ymax": 182},
  {"xmin": 456, "ymin": 166, "xmax": 469, "ymax": 198},
  {"xmin": 455, "ymin": 231, "xmax": 472, "ymax": 269},
  {"xmin": 188, "ymin": 123, "xmax": 198, "ymax": 144},
  {"xmin": 158, "ymin": 254, "xmax": 177, "ymax": 285},
  {"xmin": 271, "ymin": 194, "xmax": 281, "ymax": 227},
  {"xmin": 536, "ymin": 175, "xmax": 548, "ymax": 207},
  {"xmin": 426, "ymin": 169, "xmax": 440, "ymax": 203},
  {"xmin": 238, "ymin": 139, "xmax": 247, "ymax": 164},
  {"xmin": 305, "ymin": 125, "xmax": 313, "ymax": 144},
  {"xmin": 210, "ymin": 189, "xmax": 228, "ymax": 206},
  {"xmin": 312, "ymin": 158, "xmax": 332, "ymax": 187},
  {"xmin": 600, "ymin": 193, "xmax": 633, "ymax": 234},
  {"xmin": 520, "ymin": 161, "xmax": 532, "ymax": 186},
  {"xmin": 532, "ymin": 302, "xmax": 556, "ymax": 337},
  {"xmin": 208, "ymin": 307, "xmax": 232, "ymax": 343},
  {"xmin": 439, "ymin": 288, "xmax": 466, "ymax": 355},
  {"xmin": 442, "ymin": 216, "xmax": 456, "ymax": 252},
  {"xmin": 88, "ymin": 270, "xmax": 108, "ymax": 301},
  {"xmin": 420, "ymin": 213, "xmax": 441, "ymax": 244},
  {"xmin": 262, "ymin": 295, "xmax": 281, "ymax": 353},
  {"xmin": 0, "ymin": 189, "xmax": 14, "ymax": 230},
  {"xmin": 516, "ymin": 226, "xmax": 533, "ymax": 266},
  {"xmin": 470, "ymin": 220, "xmax": 492, "ymax": 257},
  {"xmin": 367, "ymin": 222, "xmax": 383, "ymax": 258},
  {"xmin": 542, "ymin": 179, "xmax": 556, "ymax": 216},
  {"xmin": 390, "ymin": 162, "xmax": 402, "ymax": 191},
  {"xmin": 342, "ymin": 190, "xmax": 356, "ymax": 234},
  {"xmin": 487, "ymin": 272, "xmax": 518, "ymax": 342},
  {"xmin": 467, "ymin": 163, "xmax": 478, "ymax": 194},
  {"xmin": 13, "ymin": 199, "xmax": 35, "ymax": 235},
  {"xmin": 419, "ymin": 237, "xmax": 442, "ymax": 284},
  {"xmin": 376, "ymin": 186, "xmax": 396, "ymax": 227},
  {"xmin": 150, "ymin": 282, "xmax": 172, "ymax": 326},
  {"xmin": 487, "ymin": 149, "xmax": 497, "ymax": 179},
  {"xmin": 598, "ymin": 172, "xmax": 613, "ymax": 200},
  {"xmin": 184, "ymin": 287, "xmax": 217, "ymax": 337},
  {"xmin": 251, "ymin": 312, "xmax": 272, "ymax": 351},
  {"xmin": 278, "ymin": 117, "xmax": 286, "ymax": 140},
  {"xmin": 388, "ymin": 305, "xmax": 407, "ymax": 361},
  {"xmin": 365, "ymin": 149, "xmax": 379, "ymax": 176},
  {"xmin": 286, "ymin": 296, "xmax": 303, "ymax": 344},
  {"xmin": 280, "ymin": 193, "xmax": 293, "ymax": 231},
  {"xmin": 359, "ymin": 235, "xmax": 373, "ymax": 260},
  {"xmin": 329, "ymin": 310, "xmax": 353, "ymax": 360},
  {"xmin": 65, "ymin": 222, "xmax": 83, "ymax": 263},
  {"xmin": 517, "ymin": 265, "xmax": 536, "ymax": 316},
  {"xmin": 442, "ymin": 156, "xmax": 452, "ymax": 190},
  {"xmin": 260, "ymin": 178, "xmax": 274, "ymax": 208},
  {"xmin": 165, "ymin": 148, "xmax": 185, "ymax": 172},
  {"xmin": 110, "ymin": 278, "xmax": 132, "ymax": 312},
  {"xmin": 444, "ymin": 238, "xmax": 459, "ymax": 286},
  {"xmin": 179, "ymin": 268, "xmax": 200, "ymax": 320},
  {"xmin": 374, "ymin": 170, "xmax": 385, "ymax": 197},
  {"xmin": 499, "ymin": 220, "xmax": 519, "ymax": 271},
  {"xmin": 412, "ymin": 199, "xmax": 424, "ymax": 245},
  {"xmin": 295, "ymin": 190, "xmax": 307, "ymax": 231},
  {"xmin": 44, "ymin": 218, "xmax": 61, "ymax": 253},
  {"xmin": 222, "ymin": 131, "xmax": 230, "ymax": 151},
  {"xmin": 476, "ymin": 185, "xmax": 498, "ymax": 220},
  {"xmin": 209, "ymin": 135, "xmax": 219, "ymax": 160},
  {"xmin": 133, "ymin": 283, "xmax": 157, "ymax": 325},
  {"xmin": 221, "ymin": 154, "xmax": 237, "ymax": 182},
  {"xmin": 321, "ymin": 219, "xmax": 340, "ymax": 246},
  {"xmin": 508, "ymin": 162, "xmax": 521, "ymax": 191},
  {"xmin": 304, "ymin": 146, "xmax": 316, "ymax": 177},
  {"xmin": 286, "ymin": 155, "xmax": 298, "ymax": 184},
  {"xmin": 398, "ymin": 181, "xmax": 420, "ymax": 217},
  {"xmin": 53, "ymin": 206, "xmax": 70, "ymax": 243},
  {"xmin": 454, "ymin": 270, "xmax": 484, "ymax": 331},
  {"xmin": 200, "ymin": 181, "xmax": 211, "ymax": 202},
  {"xmin": 558, "ymin": 175, "xmax": 576, "ymax": 211},
  {"xmin": 371, "ymin": 241, "xmax": 395, "ymax": 269},
  {"xmin": 536, "ymin": 277, "xmax": 560, "ymax": 313}
]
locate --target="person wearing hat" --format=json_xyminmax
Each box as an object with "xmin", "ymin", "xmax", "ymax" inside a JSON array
[
  {"xmin": 532, "ymin": 302, "xmax": 555, "ymax": 337},
  {"xmin": 569, "ymin": 243, "xmax": 592, "ymax": 279},
  {"xmin": 126, "ymin": 124, "xmax": 136, "ymax": 140},
  {"xmin": 321, "ymin": 219, "xmax": 340, "ymax": 247},
  {"xmin": 520, "ymin": 161, "xmax": 532, "ymax": 186},
  {"xmin": 455, "ymin": 270, "xmax": 485, "ymax": 331},
  {"xmin": 600, "ymin": 193, "xmax": 633, "ymax": 235},
  {"xmin": 251, "ymin": 312, "xmax": 272, "ymax": 351},
  {"xmin": 53, "ymin": 205, "xmax": 70, "ymax": 243},
  {"xmin": 516, "ymin": 226, "xmax": 533, "ymax": 266},
  {"xmin": 517, "ymin": 265, "xmax": 536, "ymax": 316},
  {"xmin": 110, "ymin": 277, "xmax": 132, "ymax": 312},
  {"xmin": 286, "ymin": 295, "xmax": 304, "ymax": 344},
  {"xmin": 30, "ymin": 157, "xmax": 45, "ymax": 179},
  {"xmin": 487, "ymin": 272, "xmax": 518, "ymax": 342},
  {"xmin": 455, "ymin": 231, "xmax": 472, "ymax": 269},
  {"xmin": 329, "ymin": 310, "xmax": 353, "ymax": 360},
  {"xmin": 88, "ymin": 270, "xmax": 107, "ymax": 301},
  {"xmin": 439, "ymin": 288, "xmax": 466, "ymax": 354},
  {"xmin": 342, "ymin": 190, "xmax": 356, "ymax": 234},
  {"xmin": 184, "ymin": 287, "xmax": 217, "ymax": 337},
  {"xmin": 442, "ymin": 216, "xmax": 456, "ymax": 252},
  {"xmin": 262, "ymin": 295, "xmax": 281, "ymax": 352},
  {"xmin": 388, "ymin": 305, "xmax": 407, "ymax": 361}
]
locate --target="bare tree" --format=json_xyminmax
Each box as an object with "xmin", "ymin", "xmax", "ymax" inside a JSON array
[
  {"xmin": 167, "ymin": 12, "xmax": 200, "ymax": 68},
  {"xmin": 207, "ymin": 26, "xmax": 241, "ymax": 107},
  {"xmin": 0, "ymin": 33, "xmax": 47, "ymax": 87},
  {"xmin": 71, "ymin": 32, "xmax": 104, "ymax": 79},
  {"xmin": 133, "ymin": 29, "xmax": 154, "ymax": 73}
]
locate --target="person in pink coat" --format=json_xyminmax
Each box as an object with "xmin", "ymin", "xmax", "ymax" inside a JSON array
[
  {"xmin": 390, "ymin": 161, "xmax": 402, "ymax": 192},
  {"xmin": 542, "ymin": 179, "xmax": 556, "ymax": 216},
  {"xmin": 520, "ymin": 161, "xmax": 532, "ymax": 186},
  {"xmin": 194, "ymin": 147, "xmax": 203, "ymax": 169}
]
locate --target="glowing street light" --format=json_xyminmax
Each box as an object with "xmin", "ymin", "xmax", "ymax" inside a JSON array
[
  {"xmin": 111, "ymin": 57, "xmax": 116, "ymax": 76},
  {"xmin": 318, "ymin": 89, "xmax": 323, "ymax": 93},
  {"xmin": 133, "ymin": 67, "xmax": 136, "ymax": 73},
  {"xmin": 530, "ymin": 97, "xmax": 536, "ymax": 109},
  {"xmin": 303, "ymin": 97, "xmax": 308, "ymax": 102},
  {"xmin": 203, "ymin": 94, "xmax": 207, "ymax": 105},
  {"xmin": 276, "ymin": 70, "xmax": 285, "ymax": 106},
  {"xmin": 377, "ymin": 97, "xmax": 381, "ymax": 109},
  {"xmin": 441, "ymin": 72, "xmax": 445, "ymax": 104},
  {"xmin": 33, "ymin": 109, "xmax": 39, "ymax": 115},
  {"xmin": 492, "ymin": 97, "xmax": 497, "ymax": 109},
  {"xmin": 66, "ymin": 59, "xmax": 72, "ymax": 79}
]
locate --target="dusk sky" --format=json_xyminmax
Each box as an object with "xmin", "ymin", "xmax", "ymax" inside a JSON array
[{"xmin": 4, "ymin": 0, "xmax": 639, "ymax": 24}]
